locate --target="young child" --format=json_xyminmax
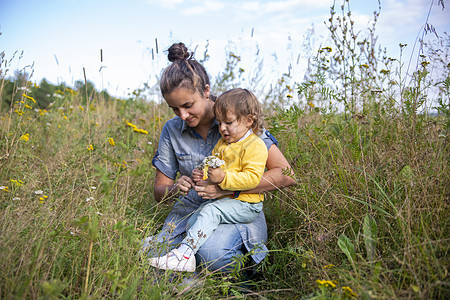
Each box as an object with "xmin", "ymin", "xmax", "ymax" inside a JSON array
[{"xmin": 149, "ymin": 88, "xmax": 268, "ymax": 272}]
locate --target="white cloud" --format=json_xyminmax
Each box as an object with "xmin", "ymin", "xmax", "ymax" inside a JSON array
[
  {"xmin": 240, "ymin": 1, "xmax": 261, "ymax": 11},
  {"xmin": 147, "ymin": 0, "xmax": 184, "ymax": 9},
  {"xmin": 262, "ymin": 0, "xmax": 329, "ymax": 14},
  {"xmin": 181, "ymin": 0, "xmax": 225, "ymax": 15},
  {"xmin": 237, "ymin": 0, "xmax": 329, "ymax": 16}
]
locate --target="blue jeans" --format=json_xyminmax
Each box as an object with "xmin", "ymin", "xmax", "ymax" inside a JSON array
[
  {"xmin": 183, "ymin": 198, "xmax": 263, "ymax": 255},
  {"xmin": 141, "ymin": 223, "xmax": 246, "ymax": 272},
  {"xmin": 141, "ymin": 195, "xmax": 268, "ymax": 272}
]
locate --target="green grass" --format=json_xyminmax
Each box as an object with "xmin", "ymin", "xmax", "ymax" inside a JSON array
[
  {"xmin": 1, "ymin": 74, "xmax": 447, "ymax": 299},
  {"xmin": 1, "ymin": 1, "xmax": 449, "ymax": 298}
]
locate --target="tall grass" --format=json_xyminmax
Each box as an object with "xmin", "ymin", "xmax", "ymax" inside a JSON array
[{"xmin": 1, "ymin": 0, "xmax": 449, "ymax": 298}]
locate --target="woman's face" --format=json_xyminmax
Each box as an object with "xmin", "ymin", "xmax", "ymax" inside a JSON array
[{"xmin": 164, "ymin": 86, "xmax": 211, "ymax": 128}]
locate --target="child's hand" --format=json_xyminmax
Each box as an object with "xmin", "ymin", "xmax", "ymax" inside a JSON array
[
  {"xmin": 207, "ymin": 167, "xmax": 225, "ymax": 184},
  {"xmin": 191, "ymin": 168, "xmax": 204, "ymax": 183}
]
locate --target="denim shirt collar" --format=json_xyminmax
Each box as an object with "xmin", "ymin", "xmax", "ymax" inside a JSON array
[{"xmin": 180, "ymin": 118, "xmax": 220, "ymax": 135}]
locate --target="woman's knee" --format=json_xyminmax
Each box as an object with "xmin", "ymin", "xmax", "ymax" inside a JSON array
[{"xmin": 195, "ymin": 223, "xmax": 244, "ymax": 272}]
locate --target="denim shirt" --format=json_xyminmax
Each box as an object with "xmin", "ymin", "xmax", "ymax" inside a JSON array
[{"xmin": 152, "ymin": 116, "xmax": 278, "ymax": 264}]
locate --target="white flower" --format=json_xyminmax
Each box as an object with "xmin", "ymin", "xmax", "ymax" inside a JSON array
[
  {"xmin": 197, "ymin": 155, "xmax": 225, "ymax": 169},
  {"xmin": 86, "ymin": 196, "xmax": 94, "ymax": 202},
  {"xmin": 46, "ymin": 123, "xmax": 52, "ymax": 126},
  {"xmin": 70, "ymin": 231, "xmax": 75, "ymax": 236},
  {"xmin": 34, "ymin": 190, "xmax": 44, "ymax": 195},
  {"xmin": 96, "ymin": 211, "xmax": 103, "ymax": 216},
  {"xmin": 147, "ymin": 142, "xmax": 152, "ymax": 145},
  {"xmin": 90, "ymin": 186, "xmax": 96, "ymax": 190},
  {"xmin": 13, "ymin": 197, "xmax": 21, "ymax": 201}
]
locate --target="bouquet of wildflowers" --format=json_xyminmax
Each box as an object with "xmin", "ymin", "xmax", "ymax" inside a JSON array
[{"xmin": 197, "ymin": 154, "xmax": 225, "ymax": 180}]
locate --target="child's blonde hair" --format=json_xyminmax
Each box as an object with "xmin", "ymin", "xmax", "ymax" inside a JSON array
[{"xmin": 214, "ymin": 88, "xmax": 264, "ymax": 135}]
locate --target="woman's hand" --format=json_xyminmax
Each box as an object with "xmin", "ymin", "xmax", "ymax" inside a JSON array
[
  {"xmin": 193, "ymin": 181, "xmax": 231, "ymax": 199},
  {"xmin": 176, "ymin": 175, "xmax": 195, "ymax": 194}
]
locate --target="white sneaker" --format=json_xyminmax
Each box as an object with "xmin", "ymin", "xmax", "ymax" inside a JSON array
[{"xmin": 149, "ymin": 249, "xmax": 196, "ymax": 272}]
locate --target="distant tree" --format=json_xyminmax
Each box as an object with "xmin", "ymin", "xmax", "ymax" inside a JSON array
[
  {"xmin": 0, "ymin": 79, "xmax": 16, "ymax": 109},
  {"xmin": 14, "ymin": 70, "xmax": 30, "ymax": 87},
  {"xmin": 75, "ymin": 80, "xmax": 96, "ymax": 104},
  {"xmin": 99, "ymin": 90, "xmax": 111, "ymax": 101},
  {"xmin": 32, "ymin": 78, "xmax": 55, "ymax": 108}
]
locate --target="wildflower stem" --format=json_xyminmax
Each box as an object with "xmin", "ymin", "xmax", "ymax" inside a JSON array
[{"xmin": 84, "ymin": 237, "xmax": 94, "ymax": 295}]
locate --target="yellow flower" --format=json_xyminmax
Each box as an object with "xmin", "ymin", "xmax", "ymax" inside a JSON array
[
  {"xmin": 63, "ymin": 116, "xmax": 67, "ymax": 120},
  {"xmin": 133, "ymin": 128, "xmax": 148, "ymax": 135},
  {"xmin": 39, "ymin": 197, "xmax": 44, "ymax": 204},
  {"xmin": 323, "ymin": 46, "xmax": 332, "ymax": 52},
  {"xmin": 322, "ymin": 264, "xmax": 335, "ymax": 269},
  {"xmin": 316, "ymin": 279, "xmax": 336, "ymax": 288},
  {"xmin": 10, "ymin": 179, "xmax": 23, "ymax": 187},
  {"xmin": 108, "ymin": 138, "xmax": 115, "ymax": 146},
  {"xmin": 360, "ymin": 64, "xmax": 369, "ymax": 68},
  {"xmin": 126, "ymin": 122, "xmax": 138, "ymax": 129},
  {"xmin": 15, "ymin": 109, "xmax": 25, "ymax": 116},
  {"xmin": 78, "ymin": 105, "xmax": 84, "ymax": 111},
  {"xmin": 342, "ymin": 286, "xmax": 357, "ymax": 297},
  {"xmin": 0, "ymin": 186, "xmax": 9, "ymax": 192},
  {"xmin": 87, "ymin": 144, "xmax": 94, "ymax": 151},
  {"xmin": 420, "ymin": 61, "xmax": 430, "ymax": 67},
  {"xmin": 24, "ymin": 104, "xmax": 32, "ymax": 109},
  {"xmin": 307, "ymin": 102, "xmax": 315, "ymax": 108},
  {"xmin": 287, "ymin": 94, "xmax": 293, "ymax": 98},
  {"xmin": 39, "ymin": 109, "xmax": 47, "ymax": 116},
  {"xmin": 22, "ymin": 94, "xmax": 36, "ymax": 103},
  {"xmin": 20, "ymin": 133, "xmax": 30, "ymax": 142}
]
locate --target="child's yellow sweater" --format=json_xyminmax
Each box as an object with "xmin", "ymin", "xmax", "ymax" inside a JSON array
[{"xmin": 212, "ymin": 133, "xmax": 268, "ymax": 203}]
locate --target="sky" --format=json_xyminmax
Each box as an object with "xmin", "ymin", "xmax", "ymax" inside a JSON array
[{"xmin": 1, "ymin": 0, "xmax": 449, "ymax": 99}]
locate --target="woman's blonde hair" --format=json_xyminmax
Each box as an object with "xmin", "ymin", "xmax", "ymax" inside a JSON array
[{"xmin": 214, "ymin": 88, "xmax": 264, "ymax": 135}]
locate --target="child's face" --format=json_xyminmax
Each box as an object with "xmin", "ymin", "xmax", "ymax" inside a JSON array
[{"xmin": 217, "ymin": 110, "xmax": 253, "ymax": 143}]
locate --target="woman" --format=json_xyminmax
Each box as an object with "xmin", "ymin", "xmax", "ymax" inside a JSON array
[{"xmin": 141, "ymin": 42, "xmax": 295, "ymax": 272}]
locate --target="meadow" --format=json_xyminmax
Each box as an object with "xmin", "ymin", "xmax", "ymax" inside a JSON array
[{"xmin": 0, "ymin": 1, "xmax": 449, "ymax": 299}]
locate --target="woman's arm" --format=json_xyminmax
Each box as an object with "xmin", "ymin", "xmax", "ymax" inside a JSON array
[
  {"xmin": 194, "ymin": 144, "xmax": 295, "ymax": 198},
  {"xmin": 153, "ymin": 169, "xmax": 195, "ymax": 202},
  {"xmin": 245, "ymin": 144, "xmax": 296, "ymax": 193}
]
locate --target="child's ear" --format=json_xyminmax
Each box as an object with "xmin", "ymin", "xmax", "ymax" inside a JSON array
[{"xmin": 245, "ymin": 114, "xmax": 254, "ymax": 127}]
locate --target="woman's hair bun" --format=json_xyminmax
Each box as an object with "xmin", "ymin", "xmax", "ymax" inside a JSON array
[{"xmin": 167, "ymin": 42, "xmax": 191, "ymax": 62}]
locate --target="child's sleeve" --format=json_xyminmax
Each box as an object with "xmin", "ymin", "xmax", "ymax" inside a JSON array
[{"xmin": 219, "ymin": 137, "xmax": 268, "ymax": 191}]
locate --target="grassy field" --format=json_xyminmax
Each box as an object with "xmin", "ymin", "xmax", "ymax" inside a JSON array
[{"xmin": 1, "ymin": 2, "xmax": 449, "ymax": 299}]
